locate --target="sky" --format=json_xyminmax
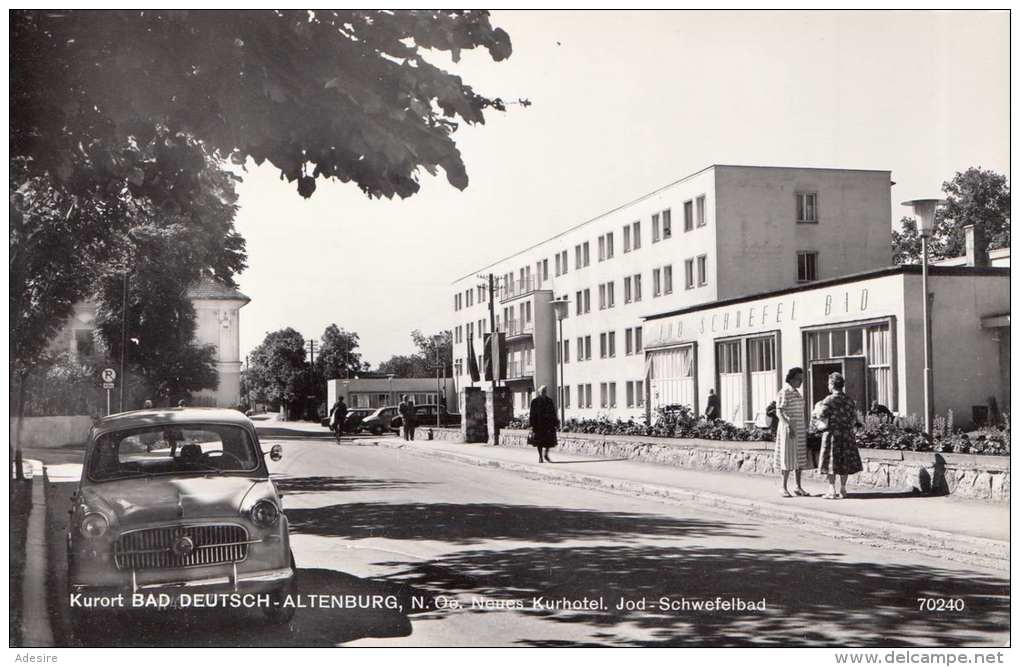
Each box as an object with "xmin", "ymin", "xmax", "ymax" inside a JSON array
[{"xmin": 231, "ymin": 10, "xmax": 1009, "ymax": 367}]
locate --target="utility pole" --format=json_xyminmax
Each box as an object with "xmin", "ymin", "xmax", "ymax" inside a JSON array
[{"xmin": 119, "ymin": 272, "xmax": 128, "ymax": 413}]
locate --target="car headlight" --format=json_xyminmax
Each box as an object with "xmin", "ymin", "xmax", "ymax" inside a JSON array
[
  {"xmin": 250, "ymin": 500, "xmax": 280, "ymax": 528},
  {"xmin": 80, "ymin": 513, "xmax": 109, "ymax": 539}
]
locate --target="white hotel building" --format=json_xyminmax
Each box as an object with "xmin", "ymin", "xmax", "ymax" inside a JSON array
[{"xmin": 450, "ymin": 164, "xmax": 897, "ymax": 421}]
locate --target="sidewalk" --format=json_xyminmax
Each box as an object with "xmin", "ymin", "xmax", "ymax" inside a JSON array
[{"xmin": 369, "ymin": 438, "xmax": 1010, "ymax": 572}]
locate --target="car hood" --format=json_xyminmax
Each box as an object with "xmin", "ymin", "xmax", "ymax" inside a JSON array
[{"xmin": 81, "ymin": 476, "xmax": 263, "ymax": 527}]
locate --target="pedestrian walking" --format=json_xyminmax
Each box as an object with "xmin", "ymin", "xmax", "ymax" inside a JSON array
[
  {"xmin": 528, "ymin": 385, "xmax": 559, "ymax": 463},
  {"xmin": 815, "ymin": 372, "xmax": 864, "ymax": 499},
  {"xmin": 704, "ymin": 388, "xmax": 720, "ymax": 421},
  {"xmin": 774, "ymin": 366, "xmax": 809, "ymax": 497},
  {"xmin": 329, "ymin": 395, "xmax": 348, "ymax": 443},
  {"xmin": 398, "ymin": 395, "xmax": 417, "ymax": 441}
]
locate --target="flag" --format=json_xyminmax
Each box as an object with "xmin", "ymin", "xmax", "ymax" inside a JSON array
[
  {"xmin": 467, "ymin": 336, "xmax": 480, "ymax": 383},
  {"xmin": 482, "ymin": 333, "xmax": 493, "ymax": 381}
]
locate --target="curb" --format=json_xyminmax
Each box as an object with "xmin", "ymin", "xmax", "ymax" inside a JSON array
[
  {"xmin": 375, "ymin": 441, "xmax": 1009, "ymax": 573},
  {"xmin": 20, "ymin": 460, "xmax": 55, "ymax": 647}
]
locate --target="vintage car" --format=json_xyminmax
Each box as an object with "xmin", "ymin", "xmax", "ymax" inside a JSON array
[{"xmin": 67, "ymin": 408, "xmax": 295, "ymax": 626}]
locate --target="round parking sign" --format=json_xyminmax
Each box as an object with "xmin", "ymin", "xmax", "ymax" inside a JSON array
[{"xmin": 101, "ymin": 368, "xmax": 117, "ymax": 383}]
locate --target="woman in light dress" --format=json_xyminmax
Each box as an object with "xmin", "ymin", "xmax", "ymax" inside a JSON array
[{"xmin": 774, "ymin": 367, "xmax": 809, "ymax": 497}]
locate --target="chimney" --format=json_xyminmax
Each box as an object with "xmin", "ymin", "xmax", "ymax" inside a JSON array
[{"xmin": 964, "ymin": 224, "xmax": 989, "ymax": 267}]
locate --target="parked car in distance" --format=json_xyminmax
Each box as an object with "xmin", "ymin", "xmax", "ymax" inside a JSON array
[
  {"xmin": 320, "ymin": 407, "xmax": 374, "ymax": 433},
  {"xmin": 67, "ymin": 408, "xmax": 295, "ymax": 630},
  {"xmin": 359, "ymin": 406, "xmax": 400, "ymax": 435},
  {"xmin": 390, "ymin": 404, "xmax": 462, "ymax": 431}
]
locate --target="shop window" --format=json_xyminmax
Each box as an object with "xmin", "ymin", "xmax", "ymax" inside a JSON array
[
  {"xmin": 718, "ymin": 340, "xmax": 742, "ymax": 374},
  {"xmin": 748, "ymin": 337, "xmax": 776, "ymax": 373}
]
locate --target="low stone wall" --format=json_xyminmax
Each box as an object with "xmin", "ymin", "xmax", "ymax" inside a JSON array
[
  {"xmin": 12, "ymin": 416, "xmax": 93, "ymax": 449},
  {"xmin": 414, "ymin": 426, "xmax": 465, "ymax": 443},
  {"xmin": 499, "ymin": 429, "xmax": 1009, "ymax": 503}
]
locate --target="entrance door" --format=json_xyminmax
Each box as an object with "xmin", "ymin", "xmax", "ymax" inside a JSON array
[{"xmin": 811, "ymin": 359, "xmax": 867, "ymax": 413}]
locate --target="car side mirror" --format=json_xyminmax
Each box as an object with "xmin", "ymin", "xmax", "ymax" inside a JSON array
[{"xmin": 265, "ymin": 444, "xmax": 282, "ymax": 462}]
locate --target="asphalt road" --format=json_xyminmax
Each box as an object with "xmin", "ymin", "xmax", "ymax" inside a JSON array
[{"xmin": 49, "ymin": 436, "xmax": 1009, "ymax": 647}]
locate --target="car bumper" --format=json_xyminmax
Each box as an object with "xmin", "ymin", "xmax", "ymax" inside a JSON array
[{"xmin": 70, "ymin": 564, "xmax": 294, "ymax": 597}]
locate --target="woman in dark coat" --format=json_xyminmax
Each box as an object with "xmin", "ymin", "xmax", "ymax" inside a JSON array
[
  {"xmin": 528, "ymin": 385, "xmax": 559, "ymax": 463},
  {"xmin": 815, "ymin": 372, "xmax": 863, "ymax": 498}
]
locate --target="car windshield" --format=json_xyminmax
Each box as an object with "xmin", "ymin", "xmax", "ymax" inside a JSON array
[{"xmin": 88, "ymin": 423, "xmax": 260, "ymax": 481}]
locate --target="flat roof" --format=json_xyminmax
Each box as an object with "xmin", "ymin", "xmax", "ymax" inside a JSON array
[
  {"xmin": 452, "ymin": 164, "xmax": 892, "ymax": 283},
  {"xmin": 643, "ymin": 265, "xmax": 1010, "ymax": 322}
]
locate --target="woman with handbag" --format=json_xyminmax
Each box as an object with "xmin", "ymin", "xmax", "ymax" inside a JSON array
[
  {"xmin": 528, "ymin": 385, "xmax": 559, "ymax": 463},
  {"xmin": 814, "ymin": 372, "xmax": 863, "ymax": 499}
]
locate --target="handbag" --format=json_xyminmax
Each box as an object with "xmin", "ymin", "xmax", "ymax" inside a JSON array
[{"xmin": 526, "ymin": 430, "xmax": 536, "ymax": 445}]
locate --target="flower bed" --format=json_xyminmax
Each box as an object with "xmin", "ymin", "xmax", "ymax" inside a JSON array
[{"xmin": 509, "ymin": 406, "xmax": 1010, "ymax": 456}]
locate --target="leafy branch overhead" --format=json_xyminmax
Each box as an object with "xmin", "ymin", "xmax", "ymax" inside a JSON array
[{"xmin": 11, "ymin": 10, "xmax": 518, "ymax": 199}]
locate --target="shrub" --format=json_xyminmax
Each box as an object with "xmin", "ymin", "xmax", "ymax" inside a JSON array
[{"xmin": 508, "ymin": 407, "xmax": 1008, "ymax": 455}]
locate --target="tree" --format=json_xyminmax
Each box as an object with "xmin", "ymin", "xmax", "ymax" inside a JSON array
[
  {"xmin": 375, "ymin": 329, "xmax": 453, "ymax": 378},
  {"xmin": 376, "ymin": 354, "xmax": 432, "ymax": 379},
  {"xmin": 892, "ymin": 168, "xmax": 1010, "ymax": 264},
  {"xmin": 246, "ymin": 328, "xmax": 310, "ymax": 418},
  {"xmin": 12, "ymin": 10, "xmax": 516, "ymax": 200},
  {"xmin": 315, "ymin": 324, "xmax": 367, "ymax": 381},
  {"xmin": 412, "ymin": 329, "xmax": 454, "ymax": 377}
]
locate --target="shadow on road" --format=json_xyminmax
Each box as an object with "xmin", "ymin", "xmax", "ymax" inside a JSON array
[
  {"xmin": 376, "ymin": 544, "xmax": 1009, "ymax": 647},
  {"xmin": 286, "ymin": 502, "xmax": 755, "ymax": 545},
  {"xmin": 275, "ymin": 475, "xmax": 433, "ymax": 494}
]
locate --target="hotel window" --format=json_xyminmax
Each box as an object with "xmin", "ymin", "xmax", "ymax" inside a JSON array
[
  {"xmin": 525, "ymin": 301, "xmax": 532, "ymax": 323},
  {"xmin": 634, "ymin": 274, "xmax": 642, "ymax": 301},
  {"xmin": 600, "ymin": 333, "xmax": 608, "ymax": 358},
  {"xmin": 663, "ymin": 265, "xmax": 673, "ymax": 294},
  {"xmin": 598, "ymin": 235, "xmax": 606, "ymax": 261},
  {"xmin": 609, "ymin": 382, "xmax": 617, "ymax": 408},
  {"xmin": 575, "ymin": 244, "xmax": 582, "ymax": 268},
  {"xmin": 625, "ymin": 328, "xmax": 633, "ymax": 355},
  {"xmin": 635, "ymin": 327, "xmax": 643, "ymax": 353},
  {"xmin": 607, "ymin": 281, "xmax": 615, "ymax": 308},
  {"xmin": 796, "ymin": 192, "xmax": 818, "ymax": 223},
  {"xmin": 583, "ymin": 241, "xmax": 590, "ymax": 266},
  {"xmin": 626, "ymin": 381, "xmax": 635, "ymax": 408},
  {"xmin": 608, "ymin": 331, "xmax": 616, "ymax": 357},
  {"xmin": 797, "ymin": 251, "xmax": 818, "ymax": 282},
  {"xmin": 577, "ymin": 337, "xmax": 584, "ymax": 361},
  {"xmin": 598, "ymin": 283, "xmax": 607, "ymax": 310},
  {"xmin": 600, "ymin": 383, "xmax": 608, "ymax": 408},
  {"xmin": 662, "ymin": 209, "xmax": 672, "ymax": 238},
  {"xmin": 563, "ymin": 339, "xmax": 570, "ymax": 363},
  {"xmin": 584, "ymin": 289, "xmax": 591, "ymax": 313},
  {"xmin": 624, "ymin": 276, "xmax": 632, "ymax": 303},
  {"xmin": 585, "ymin": 384, "xmax": 593, "ymax": 408},
  {"xmin": 696, "ymin": 195, "xmax": 707, "ymax": 227},
  {"xmin": 454, "ymin": 294, "xmax": 459, "ymax": 311},
  {"xmin": 575, "ymin": 291, "xmax": 583, "ymax": 316},
  {"xmin": 653, "ymin": 268, "xmax": 662, "ymax": 297},
  {"xmin": 632, "ymin": 221, "xmax": 641, "ymax": 249},
  {"xmin": 606, "ymin": 232, "xmax": 614, "ymax": 259},
  {"xmin": 652, "ymin": 213, "xmax": 661, "ymax": 243},
  {"xmin": 636, "ymin": 380, "xmax": 644, "ymax": 407},
  {"xmin": 697, "ymin": 254, "xmax": 708, "ymax": 286},
  {"xmin": 562, "ymin": 385, "xmax": 571, "ymax": 408},
  {"xmin": 685, "ymin": 258, "xmax": 695, "ymax": 289},
  {"xmin": 542, "ymin": 259, "xmax": 549, "ymax": 281},
  {"xmin": 623, "ymin": 225, "xmax": 631, "ymax": 252},
  {"xmin": 466, "ymin": 322, "xmax": 473, "ymax": 340},
  {"xmin": 467, "ymin": 289, "xmax": 473, "ymax": 307},
  {"xmin": 555, "ymin": 253, "xmax": 562, "ymax": 276},
  {"xmin": 584, "ymin": 335, "xmax": 592, "ymax": 360},
  {"xmin": 684, "ymin": 200, "xmax": 694, "ymax": 232}
]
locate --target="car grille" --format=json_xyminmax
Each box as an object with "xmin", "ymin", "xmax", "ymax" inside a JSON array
[{"xmin": 113, "ymin": 524, "xmax": 250, "ymax": 570}]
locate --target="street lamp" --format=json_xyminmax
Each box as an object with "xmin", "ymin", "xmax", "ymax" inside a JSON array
[
  {"xmin": 550, "ymin": 297, "xmax": 571, "ymax": 424},
  {"xmin": 901, "ymin": 197, "xmax": 944, "ymax": 436}
]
